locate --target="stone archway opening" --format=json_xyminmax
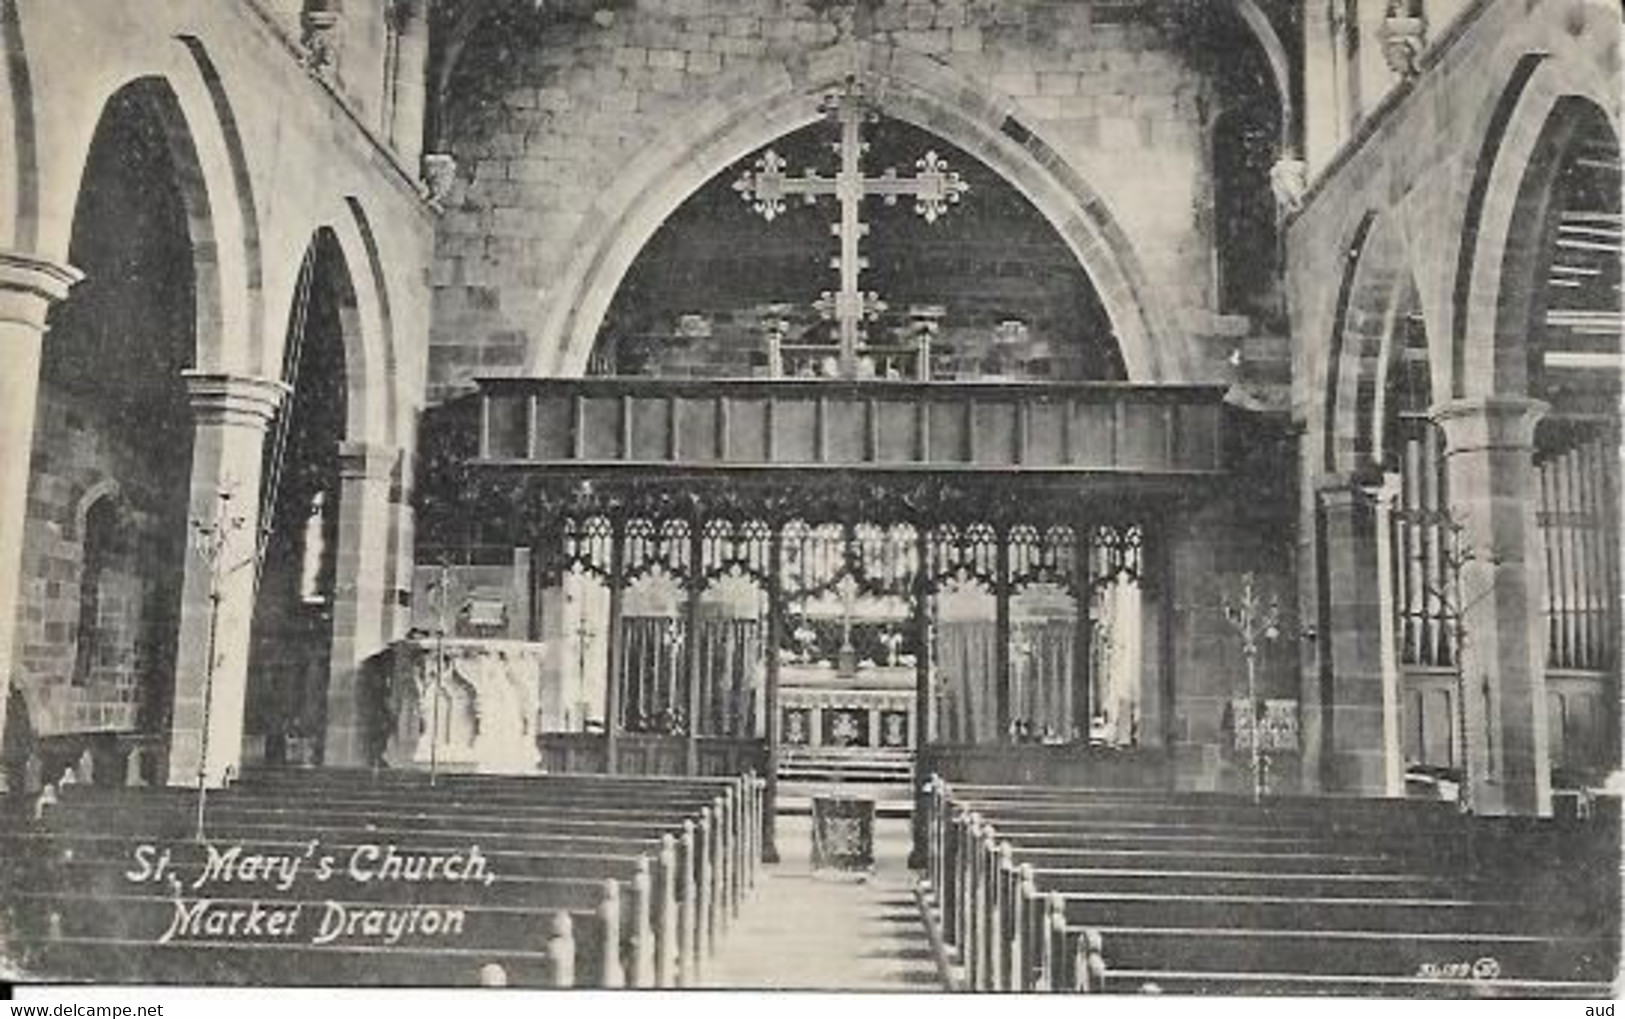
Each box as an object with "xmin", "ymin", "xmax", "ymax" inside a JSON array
[
  {"xmin": 4, "ymin": 79, "xmax": 207, "ymax": 787},
  {"xmin": 592, "ymin": 109, "xmax": 1126, "ymax": 384},
  {"xmin": 1516, "ymin": 101, "xmax": 1621, "ymax": 784},
  {"xmin": 245, "ymin": 228, "xmax": 354, "ymax": 766}
]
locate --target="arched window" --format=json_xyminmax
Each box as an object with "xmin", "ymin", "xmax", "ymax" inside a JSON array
[{"xmin": 73, "ymin": 498, "xmax": 120, "ymax": 687}]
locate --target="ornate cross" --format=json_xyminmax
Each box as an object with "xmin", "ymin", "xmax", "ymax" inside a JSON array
[{"xmin": 733, "ymin": 76, "xmax": 968, "ymax": 377}]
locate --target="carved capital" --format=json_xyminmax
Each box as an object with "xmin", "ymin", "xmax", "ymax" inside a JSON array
[
  {"xmin": 0, "ymin": 251, "xmax": 83, "ymax": 329},
  {"xmin": 1430, "ymin": 396, "xmax": 1548, "ymax": 454},
  {"xmin": 182, "ymin": 371, "xmax": 290, "ymax": 429}
]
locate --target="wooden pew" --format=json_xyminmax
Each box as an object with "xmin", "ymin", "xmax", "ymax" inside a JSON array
[
  {"xmin": 1, "ymin": 770, "xmax": 767, "ymax": 988},
  {"xmin": 917, "ymin": 776, "xmax": 1618, "ymax": 998}
]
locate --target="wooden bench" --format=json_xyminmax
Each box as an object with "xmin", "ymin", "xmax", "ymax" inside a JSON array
[
  {"xmin": 917, "ymin": 776, "xmax": 1618, "ymax": 997},
  {"xmin": 1, "ymin": 769, "xmax": 766, "ymax": 988}
]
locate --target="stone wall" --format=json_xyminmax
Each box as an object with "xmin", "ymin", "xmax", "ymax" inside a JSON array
[
  {"xmin": 3, "ymin": 0, "xmax": 436, "ymax": 775},
  {"xmin": 13, "ymin": 386, "xmax": 188, "ymax": 736},
  {"xmin": 1167, "ymin": 486, "xmax": 1300, "ymax": 795},
  {"xmin": 430, "ymin": 0, "xmax": 1261, "ymax": 399}
]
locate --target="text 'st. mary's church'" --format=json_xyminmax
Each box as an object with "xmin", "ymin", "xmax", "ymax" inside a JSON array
[{"xmin": 0, "ymin": 0, "xmax": 1618, "ymax": 993}]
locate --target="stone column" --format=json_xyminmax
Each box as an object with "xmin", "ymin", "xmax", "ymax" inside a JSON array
[
  {"xmin": 1317, "ymin": 473, "xmax": 1403, "ymax": 796},
  {"xmin": 324, "ymin": 441, "xmax": 397, "ymax": 767},
  {"xmin": 1167, "ymin": 505, "xmax": 1229, "ymax": 793},
  {"xmin": 1432, "ymin": 396, "xmax": 1551, "ymax": 817},
  {"xmin": 0, "ymin": 253, "xmax": 81, "ymax": 791},
  {"xmin": 166, "ymin": 373, "xmax": 289, "ymax": 788}
]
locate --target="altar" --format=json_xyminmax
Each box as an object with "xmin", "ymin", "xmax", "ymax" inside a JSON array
[{"xmin": 781, "ymin": 664, "xmax": 914, "ymax": 750}]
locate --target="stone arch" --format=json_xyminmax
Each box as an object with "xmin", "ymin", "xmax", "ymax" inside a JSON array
[
  {"xmin": 174, "ymin": 35, "xmax": 265, "ymax": 375},
  {"xmin": 1329, "ymin": 213, "xmax": 1425, "ymax": 475},
  {"xmin": 1318, "ymin": 210, "xmax": 1376, "ymax": 472},
  {"xmin": 70, "ymin": 480, "xmax": 121, "ymax": 545},
  {"xmin": 1368, "ymin": 274, "xmax": 1429, "ymax": 468},
  {"xmin": 1228, "ymin": 0, "xmax": 1295, "ymax": 150},
  {"xmin": 340, "ymin": 197, "xmax": 403, "ymax": 451},
  {"xmin": 0, "ymin": 1, "xmax": 41, "ymax": 251},
  {"xmin": 1453, "ymin": 51, "xmax": 1621, "ymax": 398},
  {"xmin": 268, "ymin": 206, "xmax": 397, "ymax": 453},
  {"xmin": 250, "ymin": 225, "xmax": 362, "ymax": 762},
  {"xmin": 41, "ymin": 64, "xmax": 266, "ymax": 385},
  {"xmin": 1485, "ymin": 95, "xmax": 1619, "ymax": 399},
  {"xmin": 536, "ymin": 44, "xmax": 1188, "ymax": 383},
  {"xmin": 31, "ymin": 33, "xmax": 261, "ymax": 375},
  {"xmin": 58, "ymin": 78, "xmax": 227, "ymax": 375}
]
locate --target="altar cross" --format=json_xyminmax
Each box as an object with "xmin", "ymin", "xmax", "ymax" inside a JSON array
[{"xmin": 733, "ymin": 76, "xmax": 968, "ymax": 377}]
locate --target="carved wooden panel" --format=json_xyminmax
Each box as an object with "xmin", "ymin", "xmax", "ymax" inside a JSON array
[{"xmin": 479, "ymin": 379, "xmax": 1234, "ymax": 474}]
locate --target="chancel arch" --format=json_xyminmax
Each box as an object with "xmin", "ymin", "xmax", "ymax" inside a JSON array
[
  {"xmin": 528, "ymin": 48, "xmax": 1189, "ymax": 383},
  {"xmin": 593, "ymin": 106, "xmax": 1125, "ymax": 384}
]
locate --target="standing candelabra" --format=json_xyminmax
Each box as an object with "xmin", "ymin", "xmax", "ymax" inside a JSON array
[
  {"xmin": 1222, "ymin": 572, "xmax": 1282, "ymax": 804},
  {"xmin": 188, "ymin": 485, "xmax": 254, "ymax": 842}
]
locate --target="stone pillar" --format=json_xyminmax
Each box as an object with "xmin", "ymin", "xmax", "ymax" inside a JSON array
[
  {"xmin": 0, "ymin": 253, "xmax": 81, "ymax": 791},
  {"xmin": 1432, "ymin": 396, "xmax": 1551, "ymax": 817},
  {"xmin": 167, "ymin": 373, "xmax": 289, "ymax": 788},
  {"xmin": 1294, "ymin": 423, "xmax": 1327, "ymax": 792},
  {"xmin": 1167, "ymin": 506, "xmax": 1229, "ymax": 793},
  {"xmin": 1317, "ymin": 473, "xmax": 1403, "ymax": 797},
  {"xmin": 324, "ymin": 441, "xmax": 397, "ymax": 767},
  {"xmin": 389, "ymin": 0, "xmax": 429, "ymax": 170}
]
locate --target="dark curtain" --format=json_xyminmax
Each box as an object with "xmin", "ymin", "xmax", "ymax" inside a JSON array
[
  {"xmin": 619, "ymin": 616, "xmax": 686, "ymax": 733},
  {"xmin": 695, "ymin": 619, "xmax": 762, "ymax": 737},
  {"xmin": 1010, "ymin": 621, "xmax": 1076, "ymax": 740},
  {"xmin": 934, "ymin": 621, "xmax": 1000, "ymax": 743}
]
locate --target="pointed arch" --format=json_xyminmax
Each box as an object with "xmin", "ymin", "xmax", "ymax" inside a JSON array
[
  {"xmin": 1454, "ymin": 54, "xmax": 1622, "ymax": 398},
  {"xmin": 0, "ymin": 0, "xmax": 40, "ymax": 251},
  {"xmin": 535, "ymin": 44, "xmax": 1189, "ymax": 383}
]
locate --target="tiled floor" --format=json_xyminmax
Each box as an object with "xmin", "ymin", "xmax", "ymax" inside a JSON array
[{"xmin": 701, "ymin": 816, "xmax": 943, "ymax": 990}]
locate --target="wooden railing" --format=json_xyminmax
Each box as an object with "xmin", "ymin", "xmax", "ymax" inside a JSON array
[{"xmin": 471, "ymin": 377, "xmax": 1231, "ymax": 476}]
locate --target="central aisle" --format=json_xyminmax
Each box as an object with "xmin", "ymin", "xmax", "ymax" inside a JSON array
[{"xmin": 702, "ymin": 816, "xmax": 943, "ymax": 990}]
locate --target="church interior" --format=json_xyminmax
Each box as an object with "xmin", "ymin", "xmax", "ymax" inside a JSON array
[{"xmin": 0, "ymin": 0, "xmax": 1619, "ymax": 996}]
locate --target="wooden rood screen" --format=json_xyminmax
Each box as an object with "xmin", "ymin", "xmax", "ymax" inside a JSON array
[
  {"xmin": 417, "ymin": 376, "xmax": 1248, "ymax": 857},
  {"xmin": 472, "ymin": 377, "xmax": 1229, "ymax": 474}
]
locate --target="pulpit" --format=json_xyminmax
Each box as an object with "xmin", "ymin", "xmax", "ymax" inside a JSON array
[{"xmin": 380, "ymin": 639, "xmax": 548, "ymax": 774}]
